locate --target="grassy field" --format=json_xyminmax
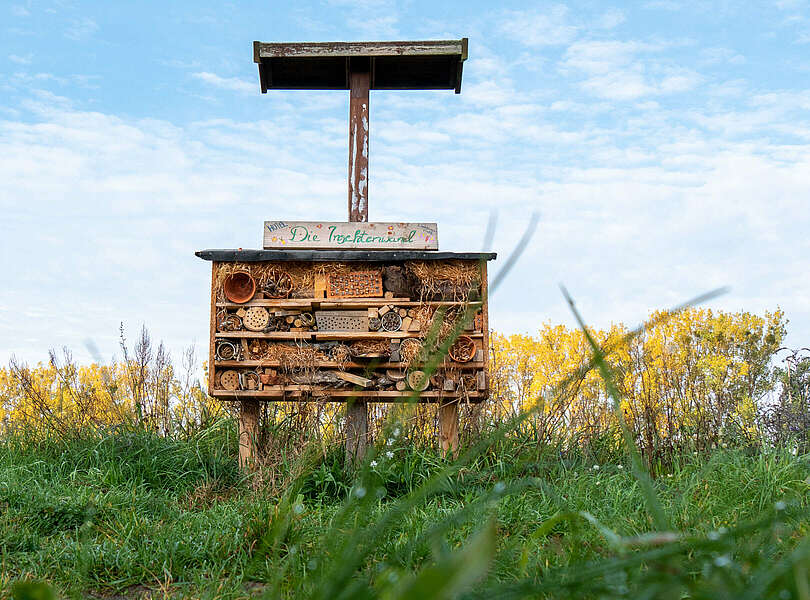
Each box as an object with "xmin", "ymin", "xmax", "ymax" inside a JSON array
[{"xmin": 3, "ymin": 420, "xmax": 810, "ymax": 599}]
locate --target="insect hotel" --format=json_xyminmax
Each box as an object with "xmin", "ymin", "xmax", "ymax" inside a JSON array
[{"xmin": 196, "ymin": 39, "xmax": 496, "ymax": 467}]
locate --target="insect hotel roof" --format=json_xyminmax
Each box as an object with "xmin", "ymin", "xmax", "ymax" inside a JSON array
[
  {"xmin": 253, "ymin": 39, "xmax": 468, "ymax": 93},
  {"xmin": 196, "ymin": 250, "xmax": 495, "ymax": 262}
]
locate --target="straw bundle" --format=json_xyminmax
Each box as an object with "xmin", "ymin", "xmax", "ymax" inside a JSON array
[
  {"xmin": 349, "ymin": 339, "xmax": 390, "ymax": 356},
  {"xmin": 405, "ymin": 260, "xmax": 481, "ymax": 301}
]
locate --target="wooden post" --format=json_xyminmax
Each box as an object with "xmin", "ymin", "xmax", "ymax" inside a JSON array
[
  {"xmin": 439, "ymin": 400, "xmax": 459, "ymax": 456},
  {"xmin": 345, "ymin": 60, "xmax": 371, "ymax": 465},
  {"xmin": 348, "ymin": 64, "xmax": 370, "ymax": 223},
  {"xmin": 239, "ymin": 399, "xmax": 260, "ymax": 470},
  {"xmin": 208, "ymin": 263, "xmax": 217, "ymax": 394},
  {"xmin": 345, "ymin": 398, "xmax": 368, "ymax": 464},
  {"xmin": 481, "ymin": 261, "xmax": 490, "ymax": 397}
]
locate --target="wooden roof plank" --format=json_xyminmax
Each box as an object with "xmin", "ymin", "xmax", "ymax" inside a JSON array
[
  {"xmin": 253, "ymin": 40, "xmax": 466, "ymax": 60},
  {"xmin": 195, "ymin": 249, "xmax": 496, "ymax": 262}
]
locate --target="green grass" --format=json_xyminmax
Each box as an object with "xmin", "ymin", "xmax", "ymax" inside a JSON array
[{"xmin": 3, "ymin": 423, "xmax": 810, "ymax": 599}]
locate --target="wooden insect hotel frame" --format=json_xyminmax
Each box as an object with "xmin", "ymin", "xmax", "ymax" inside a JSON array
[{"xmin": 196, "ymin": 39, "xmax": 496, "ymax": 468}]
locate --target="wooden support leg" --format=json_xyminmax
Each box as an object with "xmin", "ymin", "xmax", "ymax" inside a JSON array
[
  {"xmin": 345, "ymin": 400, "xmax": 368, "ymax": 464},
  {"xmin": 239, "ymin": 399, "xmax": 260, "ymax": 470},
  {"xmin": 439, "ymin": 401, "xmax": 459, "ymax": 457}
]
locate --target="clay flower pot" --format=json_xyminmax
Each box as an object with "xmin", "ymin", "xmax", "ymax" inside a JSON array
[{"xmin": 223, "ymin": 271, "xmax": 256, "ymax": 304}]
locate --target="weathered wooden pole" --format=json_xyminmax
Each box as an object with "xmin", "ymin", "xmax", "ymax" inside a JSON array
[
  {"xmin": 345, "ymin": 60, "xmax": 371, "ymax": 463},
  {"xmin": 239, "ymin": 398, "xmax": 260, "ymax": 469},
  {"xmin": 348, "ymin": 62, "xmax": 370, "ymax": 223},
  {"xmin": 439, "ymin": 400, "xmax": 459, "ymax": 456}
]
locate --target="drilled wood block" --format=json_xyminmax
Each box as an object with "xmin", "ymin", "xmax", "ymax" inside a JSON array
[
  {"xmin": 327, "ymin": 271, "xmax": 383, "ymax": 298},
  {"xmin": 315, "ymin": 310, "xmax": 369, "ymax": 331}
]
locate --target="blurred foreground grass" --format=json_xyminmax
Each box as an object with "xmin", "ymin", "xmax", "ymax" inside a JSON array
[{"xmin": 2, "ymin": 422, "xmax": 810, "ymax": 599}]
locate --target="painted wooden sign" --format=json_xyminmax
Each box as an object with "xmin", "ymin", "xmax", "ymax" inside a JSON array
[{"xmin": 263, "ymin": 221, "xmax": 439, "ymax": 250}]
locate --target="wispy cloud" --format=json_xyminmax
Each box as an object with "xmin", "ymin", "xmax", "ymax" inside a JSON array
[
  {"xmin": 8, "ymin": 53, "xmax": 32, "ymax": 65},
  {"xmin": 316, "ymin": 0, "xmax": 400, "ymax": 38},
  {"xmin": 159, "ymin": 58, "xmax": 202, "ymax": 69},
  {"xmin": 12, "ymin": 72, "xmax": 66, "ymax": 85},
  {"xmin": 10, "ymin": 4, "xmax": 30, "ymax": 17},
  {"xmin": 352, "ymin": 15, "xmax": 399, "ymax": 38},
  {"xmin": 326, "ymin": 0, "xmax": 391, "ymax": 6},
  {"xmin": 642, "ymin": 0, "xmax": 682, "ymax": 10},
  {"xmin": 700, "ymin": 47, "xmax": 745, "ymax": 65},
  {"xmin": 597, "ymin": 8, "xmax": 626, "ymax": 29},
  {"xmin": 775, "ymin": 0, "xmax": 806, "ymax": 9},
  {"xmin": 561, "ymin": 40, "xmax": 702, "ymax": 100},
  {"xmin": 65, "ymin": 17, "xmax": 98, "ymax": 41},
  {"xmin": 499, "ymin": 5, "xmax": 578, "ymax": 47},
  {"xmin": 191, "ymin": 72, "xmax": 255, "ymax": 94}
]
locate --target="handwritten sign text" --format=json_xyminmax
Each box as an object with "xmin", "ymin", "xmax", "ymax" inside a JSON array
[{"xmin": 263, "ymin": 221, "xmax": 439, "ymax": 250}]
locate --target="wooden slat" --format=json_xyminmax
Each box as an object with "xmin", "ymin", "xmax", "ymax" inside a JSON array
[
  {"xmin": 215, "ymin": 331, "xmax": 484, "ymax": 340},
  {"xmin": 212, "ymin": 389, "xmax": 484, "ymax": 402},
  {"xmin": 254, "ymin": 40, "xmax": 465, "ymax": 60},
  {"xmin": 481, "ymin": 261, "xmax": 490, "ymax": 401},
  {"xmin": 214, "ymin": 360, "xmax": 486, "ymax": 369},
  {"xmin": 215, "ymin": 331, "xmax": 314, "ymax": 340},
  {"xmin": 196, "ymin": 249, "xmax": 496, "ymax": 262},
  {"xmin": 218, "ymin": 386, "xmax": 481, "ymax": 396},
  {"xmin": 314, "ymin": 331, "xmax": 482, "ymax": 341},
  {"xmin": 215, "ymin": 299, "xmax": 481, "ymax": 309},
  {"xmin": 333, "ymin": 370, "xmax": 373, "ymax": 387}
]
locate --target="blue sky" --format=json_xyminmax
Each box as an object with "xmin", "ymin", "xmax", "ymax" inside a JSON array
[{"xmin": 2, "ymin": 0, "xmax": 810, "ymax": 365}]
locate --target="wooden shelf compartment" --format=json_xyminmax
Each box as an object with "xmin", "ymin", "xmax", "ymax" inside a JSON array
[
  {"xmin": 215, "ymin": 331, "xmax": 484, "ymax": 340},
  {"xmin": 316, "ymin": 331, "xmax": 482, "ymax": 341},
  {"xmin": 213, "ymin": 360, "xmax": 486, "ymax": 369},
  {"xmin": 216, "ymin": 299, "xmax": 483, "ymax": 309},
  {"xmin": 212, "ymin": 388, "xmax": 485, "ymax": 402},
  {"xmin": 215, "ymin": 331, "xmax": 313, "ymax": 340}
]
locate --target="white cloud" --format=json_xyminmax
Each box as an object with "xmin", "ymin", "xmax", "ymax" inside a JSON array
[
  {"xmin": 562, "ymin": 40, "xmax": 655, "ymax": 75},
  {"xmin": 8, "ymin": 53, "xmax": 32, "ymax": 65},
  {"xmin": 561, "ymin": 40, "xmax": 702, "ymax": 100},
  {"xmin": 775, "ymin": 0, "xmax": 806, "ymax": 9},
  {"xmin": 352, "ymin": 15, "xmax": 399, "ymax": 38},
  {"xmin": 643, "ymin": 1, "xmax": 683, "ymax": 9},
  {"xmin": 708, "ymin": 79, "xmax": 747, "ymax": 97},
  {"xmin": 319, "ymin": 0, "xmax": 400, "ymax": 37},
  {"xmin": 499, "ymin": 5, "xmax": 578, "ymax": 47},
  {"xmin": 326, "ymin": 0, "xmax": 392, "ymax": 6},
  {"xmin": 191, "ymin": 72, "xmax": 255, "ymax": 94},
  {"xmin": 700, "ymin": 47, "xmax": 746, "ymax": 65},
  {"xmin": 159, "ymin": 58, "xmax": 202, "ymax": 69},
  {"xmin": 462, "ymin": 80, "xmax": 519, "ymax": 107},
  {"xmin": 597, "ymin": 8, "xmax": 626, "ymax": 29},
  {"xmin": 11, "ymin": 4, "xmax": 30, "ymax": 17},
  {"xmin": 11, "ymin": 71, "xmax": 65, "ymax": 85},
  {"xmin": 65, "ymin": 17, "xmax": 98, "ymax": 41}
]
